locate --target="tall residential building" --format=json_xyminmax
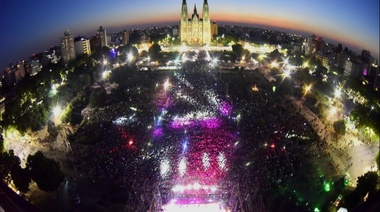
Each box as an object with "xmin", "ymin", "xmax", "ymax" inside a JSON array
[
  {"xmin": 122, "ymin": 30, "xmax": 129, "ymax": 45},
  {"xmin": 74, "ymin": 36, "xmax": 91, "ymax": 57},
  {"xmin": 97, "ymin": 26, "xmax": 107, "ymax": 47},
  {"xmin": 180, "ymin": 0, "xmax": 212, "ymax": 45},
  {"xmin": 12, "ymin": 61, "xmax": 26, "ymax": 83},
  {"xmin": 312, "ymin": 35, "xmax": 325, "ymax": 53},
  {"xmin": 60, "ymin": 30, "xmax": 76, "ymax": 65},
  {"xmin": 303, "ymin": 37, "xmax": 312, "ymax": 55}
]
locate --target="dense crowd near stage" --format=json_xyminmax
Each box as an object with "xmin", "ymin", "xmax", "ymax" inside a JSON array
[{"xmin": 68, "ymin": 50, "xmax": 321, "ymax": 211}]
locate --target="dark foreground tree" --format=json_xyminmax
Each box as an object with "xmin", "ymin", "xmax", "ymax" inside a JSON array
[
  {"xmin": 27, "ymin": 151, "xmax": 64, "ymax": 191},
  {"xmin": 148, "ymin": 43, "xmax": 161, "ymax": 58},
  {"xmin": 232, "ymin": 44, "xmax": 243, "ymax": 59},
  {"xmin": 356, "ymin": 171, "xmax": 379, "ymax": 197},
  {"xmin": 11, "ymin": 167, "xmax": 31, "ymax": 193},
  {"xmin": 0, "ymin": 150, "xmax": 20, "ymax": 182},
  {"xmin": 0, "ymin": 150, "xmax": 31, "ymax": 192},
  {"xmin": 342, "ymin": 189, "xmax": 362, "ymax": 209}
]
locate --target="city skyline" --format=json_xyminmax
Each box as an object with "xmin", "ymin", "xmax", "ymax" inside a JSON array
[{"xmin": 1, "ymin": 0, "xmax": 379, "ymax": 70}]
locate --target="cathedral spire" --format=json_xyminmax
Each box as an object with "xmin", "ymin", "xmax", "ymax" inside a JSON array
[
  {"xmin": 194, "ymin": 4, "xmax": 197, "ymax": 15},
  {"xmin": 203, "ymin": 0, "xmax": 209, "ymax": 21},
  {"xmin": 181, "ymin": 0, "xmax": 188, "ymax": 21}
]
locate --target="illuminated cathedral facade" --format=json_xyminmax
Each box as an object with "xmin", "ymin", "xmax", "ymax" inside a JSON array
[{"xmin": 180, "ymin": 0, "xmax": 211, "ymax": 45}]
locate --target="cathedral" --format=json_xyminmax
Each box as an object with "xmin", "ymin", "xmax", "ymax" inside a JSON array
[{"xmin": 180, "ymin": 0, "xmax": 211, "ymax": 45}]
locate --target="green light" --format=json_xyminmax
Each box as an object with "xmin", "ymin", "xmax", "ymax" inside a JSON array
[
  {"xmin": 324, "ymin": 181, "xmax": 331, "ymax": 192},
  {"xmin": 344, "ymin": 178, "xmax": 349, "ymax": 186},
  {"xmin": 314, "ymin": 207, "xmax": 320, "ymax": 212}
]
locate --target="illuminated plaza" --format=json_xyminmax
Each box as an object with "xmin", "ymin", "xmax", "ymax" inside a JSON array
[{"xmin": 1, "ymin": 1, "xmax": 379, "ymax": 211}]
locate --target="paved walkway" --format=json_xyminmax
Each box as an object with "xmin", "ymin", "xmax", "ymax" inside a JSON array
[{"xmin": 286, "ymin": 95, "xmax": 378, "ymax": 185}]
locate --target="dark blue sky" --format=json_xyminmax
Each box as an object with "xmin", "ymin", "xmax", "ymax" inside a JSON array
[{"xmin": 1, "ymin": 0, "xmax": 379, "ymax": 70}]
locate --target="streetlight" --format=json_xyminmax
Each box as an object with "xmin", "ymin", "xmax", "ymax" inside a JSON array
[
  {"xmin": 163, "ymin": 79, "xmax": 170, "ymax": 90},
  {"xmin": 334, "ymin": 88, "xmax": 342, "ymax": 99},
  {"xmin": 53, "ymin": 105, "xmax": 61, "ymax": 116},
  {"xmin": 52, "ymin": 105, "xmax": 62, "ymax": 125},
  {"xmin": 163, "ymin": 79, "xmax": 171, "ymax": 98},
  {"xmin": 283, "ymin": 58, "xmax": 289, "ymax": 65},
  {"xmin": 304, "ymin": 84, "xmax": 312, "ymax": 96},
  {"xmin": 102, "ymin": 70, "xmax": 111, "ymax": 79},
  {"xmin": 282, "ymin": 69, "xmax": 291, "ymax": 79},
  {"xmin": 329, "ymin": 107, "xmax": 337, "ymax": 116},
  {"xmin": 258, "ymin": 54, "xmax": 266, "ymax": 62},
  {"xmin": 302, "ymin": 61, "xmax": 309, "ymax": 68},
  {"xmin": 270, "ymin": 61, "xmax": 279, "ymax": 68},
  {"xmin": 237, "ymin": 114, "xmax": 241, "ymax": 126},
  {"xmin": 127, "ymin": 53, "xmax": 133, "ymax": 61},
  {"xmin": 302, "ymin": 83, "xmax": 313, "ymax": 99},
  {"xmin": 212, "ymin": 58, "xmax": 218, "ymax": 67}
]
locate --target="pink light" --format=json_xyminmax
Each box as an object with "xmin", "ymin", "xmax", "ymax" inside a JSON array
[
  {"xmin": 219, "ymin": 101, "xmax": 232, "ymax": 116},
  {"xmin": 163, "ymin": 199, "xmax": 228, "ymax": 212},
  {"xmin": 199, "ymin": 117, "xmax": 221, "ymax": 129},
  {"xmin": 153, "ymin": 128, "xmax": 163, "ymax": 137}
]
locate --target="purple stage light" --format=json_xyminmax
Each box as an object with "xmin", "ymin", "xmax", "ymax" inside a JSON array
[
  {"xmin": 153, "ymin": 128, "xmax": 163, "ymax": 137},
  {"xmin": 219, "ymin": 101, "xmax": 232, "ymax": 116}
]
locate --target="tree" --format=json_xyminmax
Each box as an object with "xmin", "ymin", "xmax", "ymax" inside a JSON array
[
  {"xmin": 241, "ymin": 49, "xmax": 250, "ymax": 60},
  {"xmin": 0, "ymin": 150, "xmax": 21, "ymax": 183},
  {"xmin": 140, "ymin": 50, "xmax": 148, "ymax": 58},
  {"xmin": 356, "ymin": 171, "xmax": 379, "ymax": 197},
  {"xmin": 232, "ymin": 44, "xmax": 243, "ymax": 59},
  {"xmin": 0, "ymin": 150, "xmax": 30, "ymax": 192},
  {"xmin": 11, "ymin": 167, "xmax": 31, "ymax": 193},
  {"xmin": 351, "ymin": 104, "xmax": 380, "ymax": 136},
  {"xmin": 289, "ymin": 52, "xmax": 303, "ymax": 66},
  {"xmin": 148, "ymin": 43, "xmax": 161, "ymax": 58},
  {"xmin": 221, "ymin": 35, "xmax": 238, "ymax": 46},
  {"xmin": 343, "ymin": 189, "xmax": 362, "ymax": 210},
  {"xmin": 268, "ymin": 49, "xmax": 282, "ymax": 61},
  {"xmin": 27, "ymin": 151, "xmax": 64, "ymax": 191},
  {"xmin": 333, "ymin": 120, "xmax": 346, "ymax": 135},
  {"xmin": 89, "ymin": 89, "xmax": 107, "ymax": 108}
]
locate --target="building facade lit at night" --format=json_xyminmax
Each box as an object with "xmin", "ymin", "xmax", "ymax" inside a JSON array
[{"xmin": 180, "ymin": 0, "xmax": 212, "ymax": 45}]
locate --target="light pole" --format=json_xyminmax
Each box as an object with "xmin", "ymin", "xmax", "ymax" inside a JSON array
[
  {"xmin": 303, "ymin": 84, "xmax": 312, "ymax": 99},
  {"xmin": 163, "ymin": 79, "xmax": 170, "ymax": 98}
]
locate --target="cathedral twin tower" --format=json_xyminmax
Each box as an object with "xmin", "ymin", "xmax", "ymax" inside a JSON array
[{"xmin": 180, "ymin": 0, "xmax": 212, "ymax": 45}]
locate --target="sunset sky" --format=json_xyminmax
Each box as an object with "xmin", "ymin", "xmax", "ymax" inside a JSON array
[{"xmin": 1, "ymin": 0, "xmax": 379, "ymax": 70}]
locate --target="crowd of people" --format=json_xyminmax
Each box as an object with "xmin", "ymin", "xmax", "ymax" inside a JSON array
[{"xmin": 66, "ymin": 50, "xmax": 331, "ymax": 210}]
